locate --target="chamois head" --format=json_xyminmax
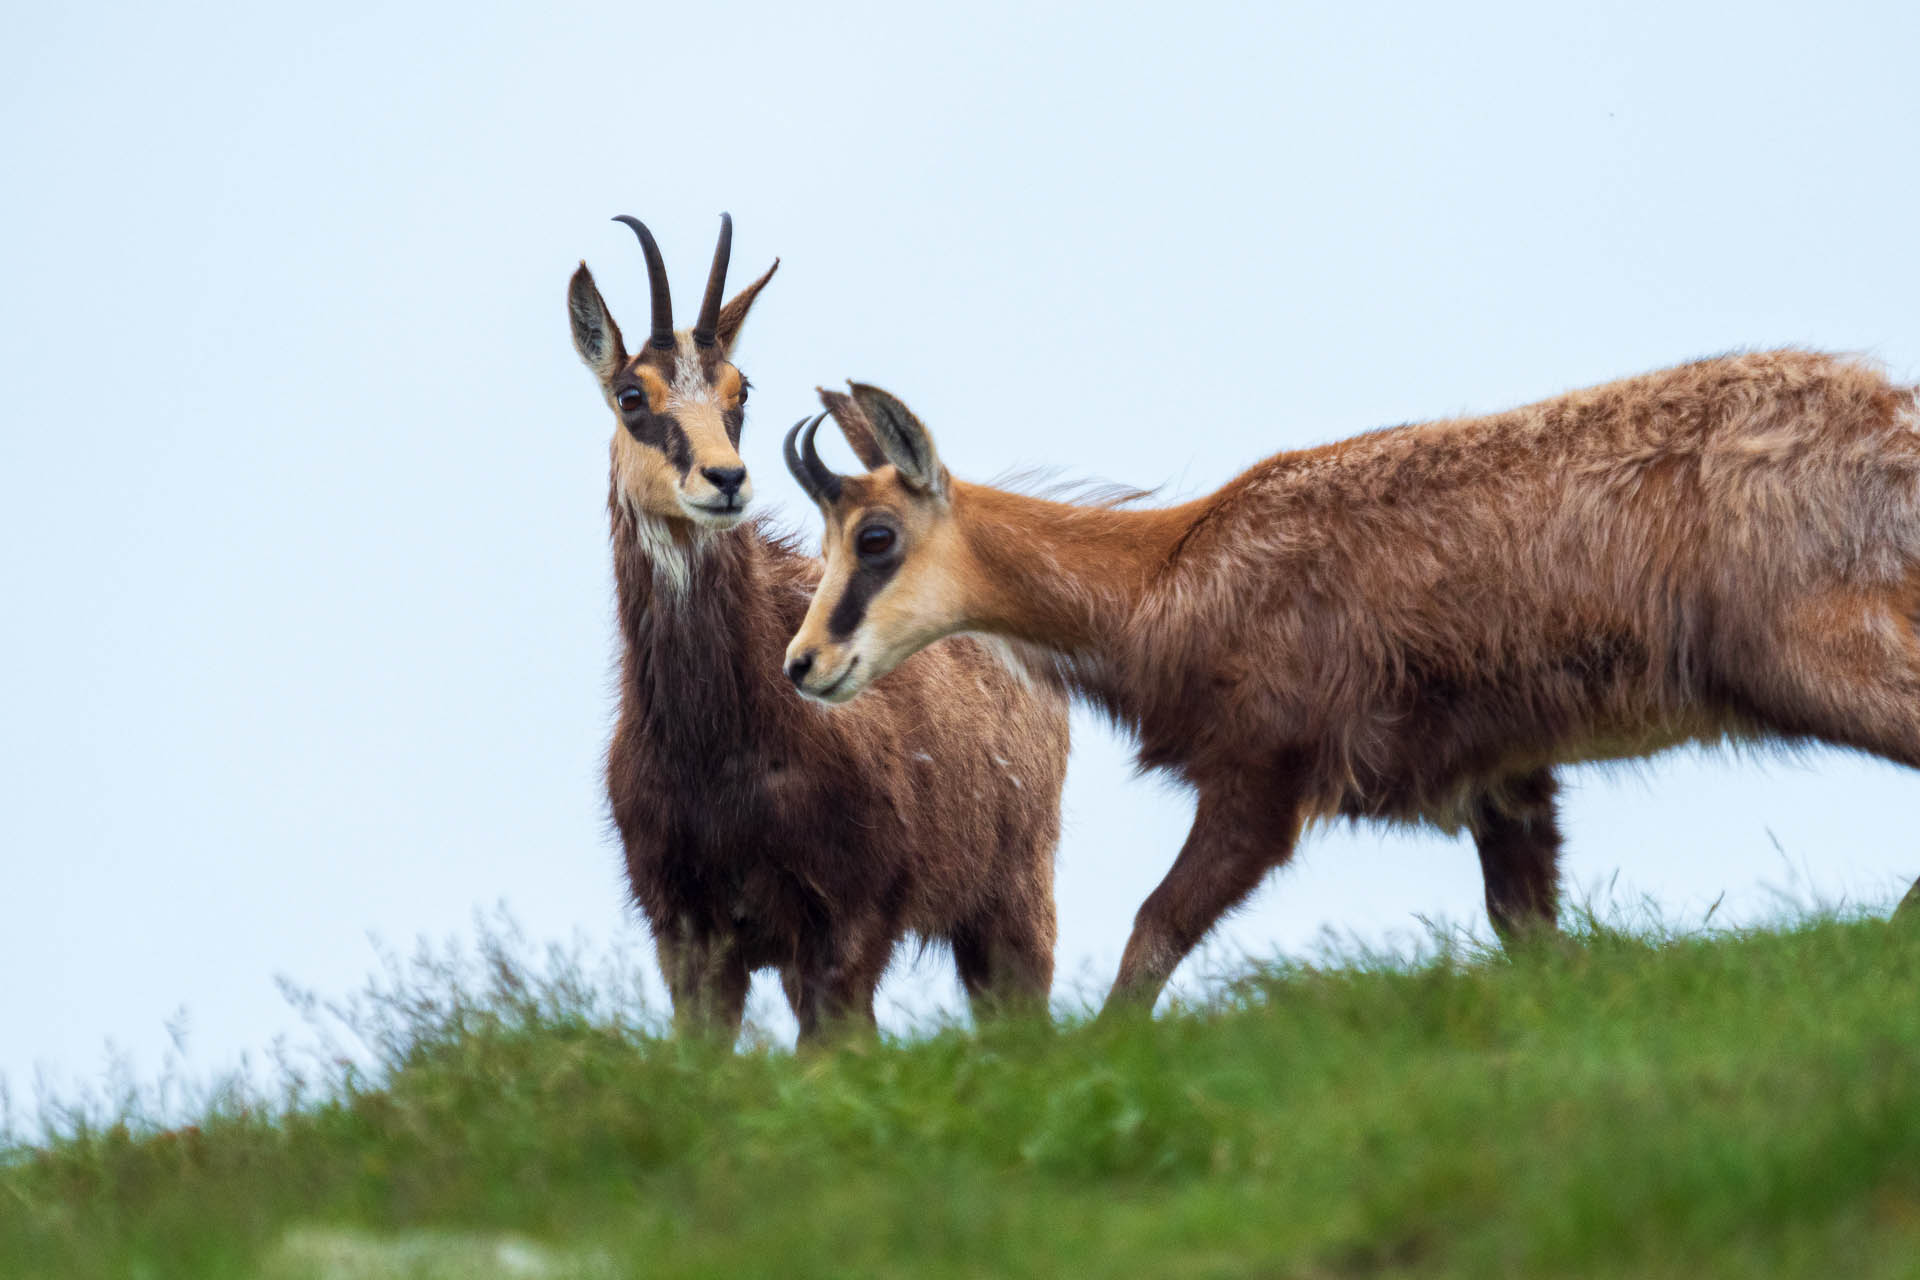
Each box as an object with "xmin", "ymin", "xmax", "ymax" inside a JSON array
[
  {"xmin": 567, "ymin": 214, "xmax": 778, "ymax": 529},
  {"xmin": 783, "ymin": 383, "xmax": 962, "ymax": 702}
]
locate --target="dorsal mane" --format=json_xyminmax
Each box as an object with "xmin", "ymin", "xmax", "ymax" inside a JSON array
[{"xmin": 985, "ymin": 465, "xmax": 1158, "ymax": 511}]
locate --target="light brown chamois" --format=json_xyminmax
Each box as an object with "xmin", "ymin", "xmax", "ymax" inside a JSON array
[
  {"xmin": 782, "ymin": 355, "xmax": 1920, "ymax": 1009},
  {"xmin": 568, "ymin": 217, "xmax": 1068, "ymax": 1041}
]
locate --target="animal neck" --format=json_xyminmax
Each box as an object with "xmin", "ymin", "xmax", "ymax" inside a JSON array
[
  {"xmin": 610, "ymin": 499, "xmax": 775, "ymax": 758},
  {"xmin": 952, "ymin": 480, "xmax": 1201, "ymax": 698}
]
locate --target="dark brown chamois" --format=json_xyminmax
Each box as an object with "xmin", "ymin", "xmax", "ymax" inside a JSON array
[
  {"xmin": 567, "ymin": 217, "xmax": 1068, "ymax": 1041},
  {"xmin": 783, "ymin": 357, "xmax": 1920, "ymax": 1010}
]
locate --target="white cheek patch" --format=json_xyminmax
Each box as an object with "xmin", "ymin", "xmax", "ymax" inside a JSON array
[{"xmin": 612, "ymin": 429, "xmax": 711, "ymax": 599}]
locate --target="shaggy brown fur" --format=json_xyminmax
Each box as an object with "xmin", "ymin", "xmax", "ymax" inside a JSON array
[
  {"xmin": 570, "ymin": 220, "xmax": 1068, "ymax": 1041},
  {"xmin": 785, "ymin": 354, "xmax": 1920, "ymax": 1009}
]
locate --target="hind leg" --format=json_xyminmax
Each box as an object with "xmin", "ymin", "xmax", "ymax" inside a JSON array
[{"xmin": 1469, "ymin": 768, "xmax": 1564, "ymax": 947}]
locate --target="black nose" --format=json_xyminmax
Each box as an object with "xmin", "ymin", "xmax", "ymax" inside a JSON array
[
  {"xmin": 786, "ymin": 651, "xmax": 814, "ymax": 687},
  {"xmin": 702, "ymin": 466, "xmax": 747, "ymax": 498}
]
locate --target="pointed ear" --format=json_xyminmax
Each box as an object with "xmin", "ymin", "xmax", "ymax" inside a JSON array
[
  {"xmin": 846, "ymin": 382, "xmax": 946, "ymax": 496},
  {"xmin": 568, "ymin": 263, "xmax": 626, "ymax": 382},
  {"xmin": 817, "ymin": 387, "xmax": 890, "ymax": 470},
  {"xmin": 714, "ymin": 259, "xmax": 779, "ymax": 354}
]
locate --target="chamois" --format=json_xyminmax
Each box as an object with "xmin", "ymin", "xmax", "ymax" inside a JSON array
[
  {"xmin": 783, "ymin": 357, "xmax": 1920, "ymax": 1010},
  {"xmin": 567, "ymin": 217, "xmax": 1068, "ymax": 1041}
]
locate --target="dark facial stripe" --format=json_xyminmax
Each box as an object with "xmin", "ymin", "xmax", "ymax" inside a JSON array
[
  {"xmin": 623, "ymin": 409, "xmax": 694, "ymax": 477},
  {"xmin": 828, "ymin": 556, "xmax": 900, "ymax": 640},
  {"xmin": 664, "ymin": 421, "xmax": 692, "ymax": 475}
]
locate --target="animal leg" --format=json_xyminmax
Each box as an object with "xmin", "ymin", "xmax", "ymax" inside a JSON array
[
  {"xmin": 1746, "ymin": 591, "xmax": 1920, "ymax": 770},
  {"xmin": 1740, "ymin": 592, "xmax": 1920, "ymax": 915},
  {"xmin": 1469, "ymin": 767, "xmax": 1564, "ymax": 947},
  {"xmin": 656, "ymin": 928, "xmax": 749, "ymax": 1042},
  {"xmin": 789, "ymin": 926, "xmax": 893, "ymax": 1048},
  {"xmin": 950, "ymin": 899, "xmax": 1055, "ymax": 1022},
  {"xmin": 1106, "ymin": 776, "xmax": 1305, "ymax": 1014},
  {"xmin": 949, "ymin": 924, "xmax": 994, "ymax": 1009}
]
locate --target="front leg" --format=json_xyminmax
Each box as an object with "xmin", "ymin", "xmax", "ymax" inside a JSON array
[
  {"xmin": 1108, "ymin": 774, "xmax": 1305, "ymax": 1013},
  {"xmin": 788, "ymin": 919, "xmax": 896, "ymax": 1048},
  {"xmin": 1469, "ymin": 768, "xmax": 1564, "ymax": 948},
  {"xmin": 656, "ymin": 924, "xmax": 750, "ymax": 1042}
]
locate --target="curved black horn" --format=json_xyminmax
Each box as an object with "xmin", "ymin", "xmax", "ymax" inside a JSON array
[
  {"xmin": 783, "ymin": 413, "xmax": 842, "ymax": 503},
  {"xmin": 692, "ymin": 212, "xmax": 732, "ymax": 348},
  {"xmin": 783, "ymin": 416, "xmax": 822, "ymax": 500},
  {"xmin": 612, "ymin": 215, "xmax": 676, "ymax": 350}
]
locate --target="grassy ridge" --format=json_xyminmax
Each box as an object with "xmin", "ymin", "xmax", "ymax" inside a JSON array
[{"xmin": 5, "ymin": 913, "xmax": 1920, "ymax": 1278}]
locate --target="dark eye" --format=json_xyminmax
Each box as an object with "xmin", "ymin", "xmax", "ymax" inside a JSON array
[
  {"xmin": 736, "ymin": 377, "xmax": 750, "ymax": 405},
  {"xmin": 856, "ymin": 526, "xmax": 896, "ymax": 557},
  {"xmin": 616, "ymin": 387, "xmax": 646, "ymax": 413}
]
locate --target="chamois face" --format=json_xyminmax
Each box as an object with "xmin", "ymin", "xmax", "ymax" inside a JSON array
[
  {"xmin": 602, "ymin": 337, "xmax": 754, "ymax": 527},
  {"xmin": 567, "ymin": 215, "xmax": 777, "ymax": 530},
  {"xmin": 784, "ymin": 385, "xmax": 968, "ymax": 703}
]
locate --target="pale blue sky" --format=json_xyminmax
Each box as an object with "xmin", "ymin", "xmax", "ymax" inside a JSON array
[{"xmin": 5, "ymin": 0, "xmax": 1919, "ymax": 1088}]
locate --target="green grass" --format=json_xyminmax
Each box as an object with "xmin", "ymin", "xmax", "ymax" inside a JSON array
[{"xmin": 6, "ymin": 908, "xmax": 1920, "ymax": 1278}]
